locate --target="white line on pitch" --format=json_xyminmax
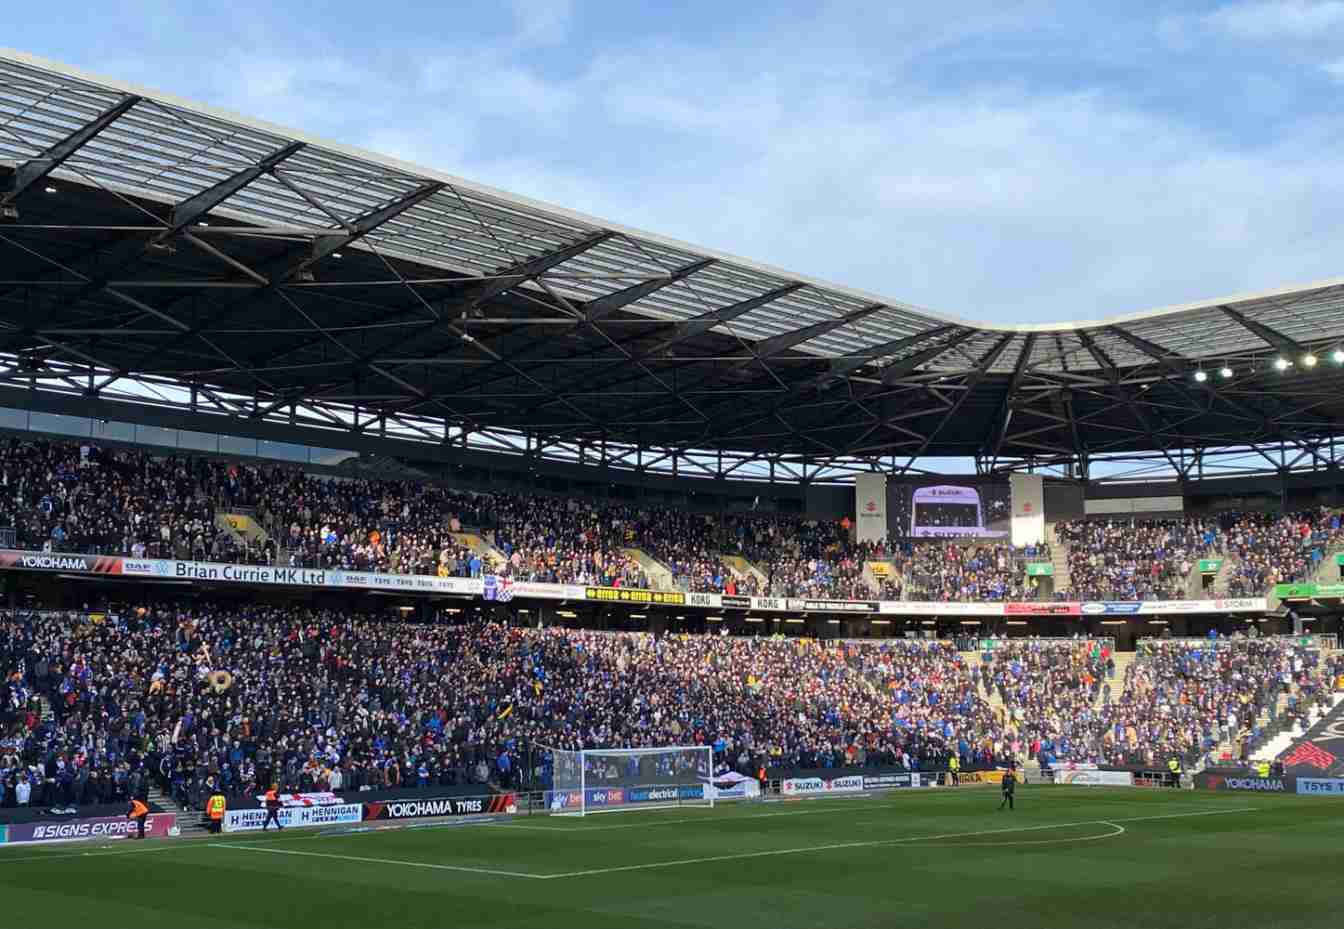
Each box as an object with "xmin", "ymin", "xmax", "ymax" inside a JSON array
[
  {"xmin": 937, "ymin": 821, "xmax": 1126, "ymax": 847},
  {"xmin": 535, "ymin": 807, "xmax": 1259, "ymax": 880},
  {"xmin": 493, "ymin": 803, "xmax": 892, "ymax": 832},
  {"xmin": 212, "ymin": 843, "xmax": 545, "ymax": 879}
]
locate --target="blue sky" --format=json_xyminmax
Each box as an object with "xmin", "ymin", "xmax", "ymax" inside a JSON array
[{"xmin": 11, "ymin": 1, "xmax": 1344, "ymax": 323}]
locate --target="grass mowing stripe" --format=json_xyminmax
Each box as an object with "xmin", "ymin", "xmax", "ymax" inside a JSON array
[
  {"xmin": 538, "ymin": 807, "xmax": 1258, "ymax": 879},
  {"xmin": 0, "ymin": 841, "xmax": 213, "ymax": 865},
  {"xmin": 212, "ymin": 842, "xmax": 547, "ymax": 879}
]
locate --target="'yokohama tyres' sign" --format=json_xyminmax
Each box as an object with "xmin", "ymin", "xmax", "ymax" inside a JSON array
[{"xmin": 363, "ymin": 795, "xmax": 517, "ymax": 820}]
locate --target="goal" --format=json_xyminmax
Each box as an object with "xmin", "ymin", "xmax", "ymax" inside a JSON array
[{"xmin": 541, "ymin": 745, "xmax": 715, "ymax": 816}]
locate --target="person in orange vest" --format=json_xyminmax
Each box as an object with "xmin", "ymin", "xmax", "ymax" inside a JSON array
[
  {"xmin": 262, "ymin": 784, "xmax": 283, "ymax": 832},
  {"xmin": 126, "ymin": 797, "xmax": 150, "ymax": 840},
  {"xmin": 205, "ymin": 789, "xmax": 227, "ymax": 834}
]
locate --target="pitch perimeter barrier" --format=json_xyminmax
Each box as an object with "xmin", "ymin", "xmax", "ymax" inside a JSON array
[
  {"xmin": 363, "ymin": 793, "xmax": 518, "ymax": 821},
  {"xmin": 1195, "ymin": 769, "xmax": 1300, "ymax": 793},
  {"xmin": 2, "ymin": 812, "xmax": 178, "ymax": 845},
  {"xmin": 222, "ymin": 803, "xmax": 362, "ymax": 833},
  {"xmin": 545, "ymin": 783, "xmax": 708, "ymax": 812}
]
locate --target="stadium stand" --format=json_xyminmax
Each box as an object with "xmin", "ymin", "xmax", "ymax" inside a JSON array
[
  {"xmin": 6, "ymin": 435, "xmax": 1343, "ymax": 604},
  {"xmin": 3, "ymin": 597, "xmax": 1334, "ymax": 812}
]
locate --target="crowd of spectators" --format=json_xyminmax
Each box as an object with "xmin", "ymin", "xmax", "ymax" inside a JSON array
[
  {"xmin": 0, "ymin": 439, "xmax": 271, "ymax": 565},
  {"xmin": 5, "ymin": 597, "xmax": 1336, "ymax": 812},
  {"xmin": 5, "ymin": 437, "xmax": 1344, "ymax": 603},
  {"xmin": 904, "ymin": 542, "xmax": 1047, "ymax": 602},
  {"xmin": 1220, "ymin": 509, "xmax": 1344, "ymax": 598},
  {"xmin": 1054, "ymin": 517, "xmax": 1218, "ymax": 601}
]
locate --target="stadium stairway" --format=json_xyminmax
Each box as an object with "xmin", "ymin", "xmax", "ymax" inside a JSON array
[
  {"xmin": 217, "ymin": 511, "xmax": 270, "ymax": 548},
  {"xmin": 961, "ymin": 649, "xmax": 1008, "ymax": 718},
  {"xmin": 1251, "ymin": 692, "xmax": 1344, "ymax": 763},
  {"xmin": 863, "ymin": 560, "xmax": 897, "ymax": 594},
  {"xmin": 148, "ymin": 785, "xmax": 210, "ymax": 836},
  {"xmin": 1048, "ymin": 532, "xmax": 1071, "ymax": 594},
  {"xmin": 1096, "ymin": 651, "xmax": 1135, "ymax": 708},
  {"xmin": 623, "ymin": 548, "xmax": 676, "ymax": 591},
  {"xmin": 212, "ymin": 513, "xmax": 249, "ymax": 550},
  {"xmin": 1307, "ymin": 540, "xmax": 1344, "ymax": 588},
  {"xmin": 721, "ymin": 554, "xmax": 768, "ymax": 589},
  {"xmin": 1207, "ymin": 556, "xmax": 1238, "ymax": 597},
  {"xmin": 454, "ymin": 532, "xmax": 508, "ymax": 573}
]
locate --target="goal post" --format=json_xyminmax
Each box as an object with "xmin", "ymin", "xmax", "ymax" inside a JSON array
[{"xmin": 540, "ymin": 745, "xmax": 715, "ymax": 816}]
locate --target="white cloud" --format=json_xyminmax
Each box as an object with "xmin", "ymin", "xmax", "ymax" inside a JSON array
[
  {"xmin": 35, "ymin": 4, "xmax": 1344, "ymax": 325},
  {"xmin": 445, "ymin": 46, "xmax": 1344, "ymax": 324},
  {"xmin": 508, "ymin": 0, "xmax": 574, "ymax": 48},
  {"xmin": 1202, "ymin": 0, "xmax": 1344, "ymax": 39}
]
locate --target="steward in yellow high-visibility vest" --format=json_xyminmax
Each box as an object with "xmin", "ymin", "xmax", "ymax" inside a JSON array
[
  {"xmin": 206, "ymin": 792, "xmax": 227, "ymax": 834},
  {"xmin": 948, "ymin": 755, "xmax": 961, "ymax": 787}
]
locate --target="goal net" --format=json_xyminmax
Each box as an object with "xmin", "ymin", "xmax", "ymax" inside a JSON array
[{"xmin": 541, "ymin": 745, "xmax": 715, "ymax": 816}]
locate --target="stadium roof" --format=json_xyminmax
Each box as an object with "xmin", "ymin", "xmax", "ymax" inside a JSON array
[{"xmin": 2, "ymin": 49, "xmax": 1344, "ymax": 483}]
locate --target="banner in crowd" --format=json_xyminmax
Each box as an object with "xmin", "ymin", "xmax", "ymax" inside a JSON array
[
  {"xmin": 254, "ymin": 791, "xmax": 344, "ymax": 808},
  {"xmin": 1198, "ymin": 559, "xmax": 1223, "ymax": 574},
  {"xmin": 780, "ymin": 774, "xmax": 864, "ymax": 796},
  {"xmin": 0, "ymin": 550, "xmax": 1268, "ymax": 616},
  {"xmin": 855, "ymin": 473, "xmax": 889, "ymax": 544},
  {"xmin": 363, "ymin": 794, "xmax": 517, "ymax": 820},
  {"xmin": 482, "ymin": 574, "xmax": 514, "ymax": 602},
  {"xmin": 222, "ymin": 803, "xmax": 362, "ymax": 833},
  {"xmin": 4, "ymin": 812, "xmax": 178, "ymax": 845}
]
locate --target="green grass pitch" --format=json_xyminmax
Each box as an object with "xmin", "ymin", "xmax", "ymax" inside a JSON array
[{"xmin": 2, "ymin": 786, "xmax": 1338, "ymax": 928}]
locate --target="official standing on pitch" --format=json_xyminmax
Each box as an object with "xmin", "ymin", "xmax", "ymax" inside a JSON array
[
  {"xmin": 998, "ymin": 770, "xmax": 1016, "ymax": 811},
  {"xmin": 262, "ymin": 784, "xmax": 283, "ymax": 832}
]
